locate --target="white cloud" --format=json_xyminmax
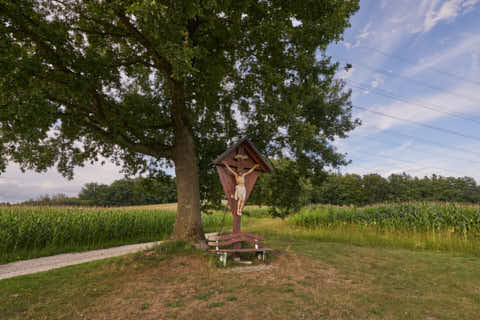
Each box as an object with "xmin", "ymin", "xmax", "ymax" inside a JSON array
[
  {"xmin": 464, "ymin": 0, "xmax": 479, "ymax": 6},
  {"xmin": 344, "ymin": 140, "xmax": 480, "ymax": 181},
  {"xmin": 371, "ymin": 75, "xmax": 384, "ymax": 88},
  {"xmin": 388, "ymin": 0, "xmax": 437, "ymax": 34},
  {"xmin": 462, "ymin": 0, "xmax": 479, "ymax": 13},
  {"xmin": 354, "ymin": 82, "xmax": 480, "ymax": 134},
  {"xmin": 0, "ymin": 160, "xmax": 123, "ymax": 203},
  {"xmin": 404, "ymin": 34, "xmax": 480, "ymax": 76},
  {"xmin": 379, "ymin": 140, "xmax": 413, "ymax": 156},
  {"xmin": 381, "ymin": 0, "xmax": 478, "ymax": 35},
  {"xmin": 344, "ymin": 2, "xmax": 435, "ymax": 85},
  {"xmin": 332, "ymin": 0, "xmax": 480, "ymax": 182},
  {"xmin": 471, "ymin": 52, "xmax": 479, "ymax": 75},
  {"xmin": 358, "ymin": 23, "xmax": 371, "ymax": 39},
  {"xmin": 340, "ymin": 0, "xmax": 479, "ymax": 90},
  {"xmin": 424, "ymin": 0, "xmax": 462, "ymax": 32},
  {"xmin": 423, "ymin": 0, "xmax": 478, "ymax": 32},
  {"xmin": 380, "ymin": 162, "xmax": 458, "ymax": 178},
  {"xmin": 337, "ymin": 121, "xmax": 480, "ymax": 181}
]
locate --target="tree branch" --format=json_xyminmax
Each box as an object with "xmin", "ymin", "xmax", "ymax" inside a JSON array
[
  {"xmin": 114, "ymin": 10, "xmax": 172, "ymax": 76},
  {"xmin": 89, "ymin": 122, "xmax": 173, "ymax": 159},
  {"xmin": 46, "ymin": 95, "xmax": 173, "ymax": 159}
]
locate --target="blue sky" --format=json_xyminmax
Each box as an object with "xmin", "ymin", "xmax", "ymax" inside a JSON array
[
  {"xmin": 328, "ymin": 0, "xmax": 480, "ymax": 179},
  {"xmin": 1, "ymin": 0, "xmax": 480, "ymax": 202}
]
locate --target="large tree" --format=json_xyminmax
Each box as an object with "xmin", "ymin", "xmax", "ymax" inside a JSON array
[{"xmin": 0, "ymin": 0, "xmax": 360, "ymax": 242}]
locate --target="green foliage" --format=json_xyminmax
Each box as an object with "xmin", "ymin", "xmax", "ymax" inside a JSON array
[
  {"xmin": 250, "ymin": 169, "xmax": 480, "ymax": 209},
  {"xmin": 290, "ymin": 203, "xmax": 480, "ymax": 236},
  {"xmin": 316, "ymin": 173, "xmax": 480, "ymax": 206},
  {"xmin": 0, "ymin": 0, "xmax": 360, "ymax": 213},
  {"xmin": 242, "ymin": 207, "xmax": 270, "ymax": 218},
  {"xmin": 16, "ymin": 176, "xmax": 177, "ymax": 207},
  {"xmin": 252, "ymin": 158, "xmax": 311, "ymax": 218},
  {"xmin": 20, "ymin": 194, "xmax": 94, "ymax": 207},
  {"xmin": 78, "ymin": 177, "xmax": 177, "ymax": 206}
]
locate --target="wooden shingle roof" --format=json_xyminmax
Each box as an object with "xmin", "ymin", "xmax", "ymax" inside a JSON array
[{"xmin": 211, "ymin": 137, "xmax": 273, "ymax": 172}]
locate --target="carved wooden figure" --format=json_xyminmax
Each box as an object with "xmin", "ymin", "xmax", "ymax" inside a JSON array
[{"xmin": 223, "ymin": 161, "xmax": 259, "ymax": 216}]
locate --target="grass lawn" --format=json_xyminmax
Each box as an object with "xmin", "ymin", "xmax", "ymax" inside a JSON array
[{"xmin": 1, "ymin": 219, "xmax": 480, "ymax": 319}]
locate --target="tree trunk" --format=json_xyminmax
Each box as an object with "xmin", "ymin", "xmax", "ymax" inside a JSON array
[
  {"xmin": 171, "ymin": 126, "xmax": 205, "ymax": 241},
  {"xmin": 170, "ymin": 79, "xmax": 205, "ymax": 242}
]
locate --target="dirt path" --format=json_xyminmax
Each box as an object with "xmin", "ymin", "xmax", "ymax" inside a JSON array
[{"xmin": 0, "ymin": 241, "xmax": 164, "ymax": 280}]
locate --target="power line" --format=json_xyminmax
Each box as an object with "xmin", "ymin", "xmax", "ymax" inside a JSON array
[
  {"xmin": 343, "ymin": 162, "xmax": 392, "ymax": 175},
  {"xmin": 358, "ymin": 134, "xmax": 480, "ymax": 166},
  {"xmin": 352, "ymin": 105, "xmax": 480, "ymax": 143},
  {"xmin": 361, "ymin": 124, "xmax": 480, "ymax": 158},
  {"xmin": 335, "ymin": 57, "xmax": 480, "ymax": 105},
  {"xmin": 354, "ymin": 45, "xmax": 480, "ymax": 87},
  {"xmin": 349, "ymin": 158, "xmax": 443, "ymax": 176},
  {"xmin": 351, "ymin": 149, "xmax": 468, "ymax": 177},
  {"xmin": 348, "ymin": 81, "xmax": 480, "ymax": 126}
]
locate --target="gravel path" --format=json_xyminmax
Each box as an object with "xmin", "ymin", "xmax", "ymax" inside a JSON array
[{"xmin": 0, "ymin": 241, "xmax": 164, "ymax": 280}]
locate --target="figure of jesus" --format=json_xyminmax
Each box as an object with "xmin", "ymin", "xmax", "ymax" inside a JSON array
[{"xmin": 223, "ymin": 161, "xmax": 260, "ymax": 216}]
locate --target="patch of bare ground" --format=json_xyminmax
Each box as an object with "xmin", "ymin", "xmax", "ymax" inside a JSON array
[{"xmin": 79, "ymin": 250, "xmax": 364, "ymax": 320}]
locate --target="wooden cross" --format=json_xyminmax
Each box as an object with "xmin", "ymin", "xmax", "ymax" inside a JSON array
[
  {"xmin": 211, "ymin": 139, "xmax": 272, "ymax": 234},
  {"xmin": 223, "ymin": 147, "xmax": 256, "ymax": 171}
]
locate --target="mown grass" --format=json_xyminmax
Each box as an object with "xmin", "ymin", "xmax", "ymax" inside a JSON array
[
  {"xmin": 4, "ymin": 202, "xmax": 480, "ymax": 318},
  {"xmin": 2, "ymin": 228, "xmax": 480, "ymax": 319}
]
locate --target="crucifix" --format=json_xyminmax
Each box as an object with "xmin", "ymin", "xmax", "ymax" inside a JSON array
[
  {"xmin": 222, "ymin": 161, "xmax": 259, "ymax": 216},
  {"xmin": 212, "ymin": 139, "xmax": 272, "ymax": 234}
]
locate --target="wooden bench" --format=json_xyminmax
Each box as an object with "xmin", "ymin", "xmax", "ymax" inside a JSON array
[{"xmin": 207, "ymin": 232, "xmax": 272, "ymax": 266}]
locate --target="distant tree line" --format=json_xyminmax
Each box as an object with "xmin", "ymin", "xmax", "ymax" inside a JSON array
[
  {"xmin": 17, "ymin": 177, "xmax": 177, "ymax": 207},
  {"xmin": 78, "ymin": 177, "xmax": 177, "ymax": 206},
  {"xmin": 315, "ymin": 173, "xmax": 480, "ymax": 205},
  {"xmin": 250, "ymin": 164, "xmax": 480, "ymax": 212},
  {"xmin": 10, "ymin": 161, "xmax": 480, "ymax": 210},
  {"xmin": 19, "ymin": 194, "xmax": 93, "ymax": 207}
]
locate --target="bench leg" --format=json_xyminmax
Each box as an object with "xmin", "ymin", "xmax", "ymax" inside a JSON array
[
  {"xmin": 220, "ymin": 253, "xmax": 227, "ymax": 267},
  {"xmin": 262, "ymin": 251, "xmax": 266, "ymax": 262}
]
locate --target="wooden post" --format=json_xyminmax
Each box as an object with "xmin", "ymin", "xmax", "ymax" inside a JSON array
[
  {"xmin": 233, "ymin": 214, "xmax": 241, "ymax": 233},
  {"xmin": 232, "ymin": 214, "xmax": 241, "ymax": 258}
]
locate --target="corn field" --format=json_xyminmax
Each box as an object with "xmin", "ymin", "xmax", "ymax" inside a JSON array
[
  {"xmin": 0, "ymin": 206, "xmax": 232, "ymax": 257},
  {"xmin": 290, "ymin": 202, "xmax": 480, "ymax": 235}
]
